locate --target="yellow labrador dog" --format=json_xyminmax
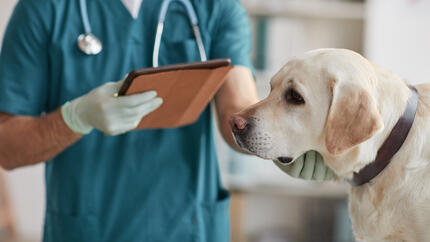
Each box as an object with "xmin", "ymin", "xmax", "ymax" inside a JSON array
[{"xmin": 230, "ymin": 48, "xmax": 430, "ymax": 242}]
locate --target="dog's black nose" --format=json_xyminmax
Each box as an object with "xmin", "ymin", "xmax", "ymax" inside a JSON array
[
  {"xmin": 229, "ymin": 115, "xmax": 249, "ymax": 134},
  {"xmin": 278, "ymin": 157, "xmax": 293, "ymax": 164}
]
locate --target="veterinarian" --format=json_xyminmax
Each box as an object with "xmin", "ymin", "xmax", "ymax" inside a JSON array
[{"xmin": 0, "ymin": 0, "xmax": 262, "ymax": 241}]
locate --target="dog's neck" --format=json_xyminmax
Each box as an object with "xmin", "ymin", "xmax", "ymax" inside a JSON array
[
  {"xmin": 325, "ymin": 67, "xmax": 415, "ymax": 180},
  {"xmin": 349, "ymin": 85, "xmax": 418, "ymax": 186},
  {"xmin": 349, "ymin": 82, "xmax": 430, "ymax": 242}
]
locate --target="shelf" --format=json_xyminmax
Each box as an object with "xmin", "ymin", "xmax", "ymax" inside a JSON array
[
  {"xmin": 223, "ymin": 174, "xmax": 349, "ymax": 199},
  {"xmin": 242, "ymin": 0, "xmax": 365, "ymax": 20}
]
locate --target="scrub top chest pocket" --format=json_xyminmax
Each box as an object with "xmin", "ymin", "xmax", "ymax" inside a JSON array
[{"xmin": 157, "ymin": 2, "xmax": 211, "ymax": 66}]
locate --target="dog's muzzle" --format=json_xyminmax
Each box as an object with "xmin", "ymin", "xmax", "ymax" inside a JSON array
[{"xmin": 229, "ymin": 115, "xmax": 273, "ymax": 156}]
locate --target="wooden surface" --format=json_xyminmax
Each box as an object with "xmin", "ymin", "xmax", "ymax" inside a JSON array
[
  {"xmin": 0, "ymin": 169, "xmax": 15, "ymax": 241},
  {"xmin": 230, "ymin": 192, "xmax": 245, "ymax": 242}
]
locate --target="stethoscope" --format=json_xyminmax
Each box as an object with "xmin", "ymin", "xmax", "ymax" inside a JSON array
[{"xmin": 77, "ymin": 0, "xmax": 207, "ymax": 67}]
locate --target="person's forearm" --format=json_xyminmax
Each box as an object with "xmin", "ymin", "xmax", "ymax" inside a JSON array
[
  {"xmin": 0, "ymin": 109, "xmax": 82, "ymax": 170},
  {"xmin": 215, "ymin": 66, "xmax": 260, "ymax": 153}
]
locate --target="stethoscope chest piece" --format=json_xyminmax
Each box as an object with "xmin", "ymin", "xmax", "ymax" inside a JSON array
[
  {"xmin": 77, "ymin": 0, "xmax": 204, "ymax": 60},
  {"xmin": 77, "ymin": 33, "xmax": 102, "ymax": 55}
]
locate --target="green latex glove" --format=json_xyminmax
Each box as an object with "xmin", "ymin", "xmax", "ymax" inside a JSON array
[
  {"xmin": 273, "ymin": 150, "xmax": 336, "ymax": 181},
  {"xmin": 61, "ymin": 79, "xmax": 163, "ymax": 135}
]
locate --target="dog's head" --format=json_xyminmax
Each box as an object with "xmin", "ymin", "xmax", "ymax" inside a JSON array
[{"xmin": 230, "ymin": 49, "xmax": 385, "ymax": 177}]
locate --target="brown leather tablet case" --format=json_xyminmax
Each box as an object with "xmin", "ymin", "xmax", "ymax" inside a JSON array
[{"xmin": 118, "ymin": 59, "xmax": 233, "ymax": 129}]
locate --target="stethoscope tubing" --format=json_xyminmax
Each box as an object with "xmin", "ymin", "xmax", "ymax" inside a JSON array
[
  {"xmin": 152, "ymin": 0, "xmax": 207, "ymax": 67},
  {"xmin": 79, "ymin": 0, "xmax": 92, "ymax": 34},
  {"xmin": 78, "ymin": 0, "xmax": 207, "ymax": 67}
]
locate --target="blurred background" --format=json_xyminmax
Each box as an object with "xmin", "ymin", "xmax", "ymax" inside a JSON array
[{"xmin": 0, "ymin": 0, "xmax": 429, "ymax": 241}]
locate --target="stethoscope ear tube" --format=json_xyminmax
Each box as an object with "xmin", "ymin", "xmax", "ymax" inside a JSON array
[
  {"xmin": 192, "ymin": 25, "xmax": 207, "ymax": 62},
  {"xmin": 152, "ymin": 22, "xmax": 164, "ymax": 68},
  {"xmin": 152, "ymin": 0, "xmax": 207, "ymax": 67}
]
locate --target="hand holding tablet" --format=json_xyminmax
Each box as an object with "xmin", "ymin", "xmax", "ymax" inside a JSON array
[{"xmin": 118, "ymin": 59, "xmax": 233, "ymax": 129}]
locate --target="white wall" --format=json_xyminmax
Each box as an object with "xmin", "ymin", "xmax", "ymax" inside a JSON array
[
  {"xmin": 365, "ymin": 0, "xmax": 430, "ymax": 84},
  {"xmin": 267, "ymin": 17, "xmax": 363, "ymax": 75},
  {"xmin": 0, "ymin": 0, "xmax": 17, "ymax": 46},
  {"xmin": 4, "ymin": 167, "xmax": 45, "ymax": 241},
  {"xmin": 1, "ymin": 1, "xmax": 45, "ymax": 241}
]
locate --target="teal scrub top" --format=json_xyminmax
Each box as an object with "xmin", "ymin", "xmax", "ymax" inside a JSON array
[{"xmin": 0, "ymin": 0, "xmax": 253, "ymax": 241}]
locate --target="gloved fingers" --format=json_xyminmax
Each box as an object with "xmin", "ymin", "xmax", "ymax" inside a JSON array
[
  {"xmin": 104, "ymin": 117, "xmax": 141, "ymax": 135},
  {"xmin": 115, "ymin": 97, "xmax": 163, "ymax": 119},
  {"xmin": 313, "ymin": 153, "xmax": 327, "ymax": 182},
  {"xmin": 116, "ymin": 97, "xmax": 163, "ymax": 121},
  {"xmin": 272, "ymin": 150, "xmax": 336, "ymax": 181},
  {"xmin": 281, "ymin": 155, "xmax": 304, "ymax": 178},
  {"xmin": 114, "ymin": 91, "xmax": 158, "ymax": 107},
  {"xmin": 98, "ymin": 81, "xmax": 125, "ymax": 95},
  {"xmin": 110, "ymin": 76, "xmax": 129, "ymax": 91},
  {"xmin": 96, "ymin": 98, "xmax": 163, "ymax": 134},
  {"xmin": 107, "ymin": 126, "xmax": 132, "ymax": 136},
  {"xmin": 299, "ymin": 151, "xmax": 316, "ymax": 180},
  {"xmin": 136, "ymin": 97, "xmax": 163, "ymax": 118},
  {"xmin": 325, "ymin": 168, "xmax": 336, "ymax": 180},
  {"xmin": 109, "ymin": 98, "xmax": 160, "ymax": 134},
  {"xmin": 113, "ymin": 78, "xmax": 126, "ymax": 88}
]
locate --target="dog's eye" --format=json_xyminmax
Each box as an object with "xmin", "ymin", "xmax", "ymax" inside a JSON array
[{"xmin": 285, "ymin": 89, "xmax": 305, "ymax": 105}]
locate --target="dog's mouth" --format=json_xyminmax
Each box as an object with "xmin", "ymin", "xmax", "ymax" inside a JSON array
[
  {"xmin": 233, "ymin": 132, "xmax": 270, "ymax": 153},
  {"xmin": 233, "ymin": 133, "xmax": 294, "ymax": 163},
  {"xmin": 231, "ymin": 132, "xmax": 244, "ymax": 147},
  {"xmin": 233, "ymin": 134, "xmax": 255, "ymax": 154},
  {"xmin": 277, "ymin": 157, "xmax": 293, "ymax": 164}
]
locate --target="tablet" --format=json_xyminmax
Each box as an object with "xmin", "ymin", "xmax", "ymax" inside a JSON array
[{"xmin": 118, "ymin": 59, "xmax": 233, "ymax": 129}]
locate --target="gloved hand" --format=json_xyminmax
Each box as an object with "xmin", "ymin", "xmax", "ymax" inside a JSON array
[
  {"xmin": 273, "ymin": 150, "xmax": 336, "ymax": 181},
  {"xmin": 61, "ymin": 79, "xmax": 163, "ymax": 135}
]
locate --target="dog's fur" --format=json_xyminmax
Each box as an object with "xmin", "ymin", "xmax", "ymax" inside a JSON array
[{"xmin": 231, "ymin": 49, "xmax": 430, "ymax": 242}]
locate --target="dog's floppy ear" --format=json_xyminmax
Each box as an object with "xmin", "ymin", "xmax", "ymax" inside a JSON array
[{"xmin": 324, "ymin": 81, "xmax": 384, "ymax": 155}]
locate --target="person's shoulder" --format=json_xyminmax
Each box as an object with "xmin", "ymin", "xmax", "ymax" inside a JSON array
[
  {"xmin": 209, "ymin": 0, "xmax": 243, "ymax": 8},
  {"xmin": 16, "ymin": 0, "xmax": 54, "ymax": 8},
  {"xmin": 15, "ymin": 0, "xmax": 71, "ymax": 15},
  {"xmin": 213, "ymin": 0, "xmax": 247, "ymax": 22},
  {"xmin": 14, "ymin": 0, "xmax": 55, "ymax": 17},
  {"xmin": 195, "ymin": 0, "xmax": 244, "ymax": 13},
  {"xmin": 198, "ymin": 0, "xmax": 245, "ymax": 20},
  {"xmin": 216, "ymin": 0, "xmax": 243, "ymax": 9},
  {"xmin": 10, "ymin": 0, "xmax": 57, "ymax": 35},
  {"xmin": 215, "ymin": 0, "xmax": 242, "ymax": 5},
  {"xmin": 198, "ymin": 0, "xmax": 241, "ymax": 5}
]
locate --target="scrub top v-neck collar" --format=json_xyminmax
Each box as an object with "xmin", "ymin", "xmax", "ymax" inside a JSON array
[
  {"xmin": 99, "ymin": 0, "xmax": 144, "ymax": 20},
  {"xmin": 121, "ymin": 0, "xmax": 143, "ymax": 19}
]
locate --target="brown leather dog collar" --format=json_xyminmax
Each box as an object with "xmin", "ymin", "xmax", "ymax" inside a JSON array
[{"xmin": 349, "ymin": 85, "xmax": 418, "ymax": 186}]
